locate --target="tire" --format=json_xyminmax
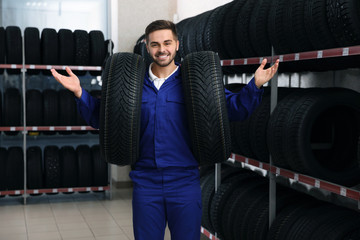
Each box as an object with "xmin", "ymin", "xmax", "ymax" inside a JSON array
[
  {"xmin": 304, "ymin": 0, "xmax": 338, "ymax": 51},
  {"xmin": 26, "ymin": 89, "xmax": 43, "ymax": 126},
  {"xmin": 89, "ymin": 30, "xmax": 105, "ymax": 76},
  {"xmin": 77, "ymin": 145, "xmax": 93, "ymax": 187},
  {"xmin": 326, "ymin": 0, "xmax": 360, "ymax": 47},
  {"xmin": 358, "ymin": 137, "xmax": 360, "ymax": 167},
  {"xmin": 43, "ymin": 89, "xmax": 58, "ymax": 135},
  {"xmin": 181, "ymin": 51, "xmax": 231, "ymax": 165},
  {"xmin": 0, "ymin": 148, "xmax": 7, "ymax": 191},
  {"xmin": 134, "ymin": 34, "xmax": 152, "ymax": 67},
  {"xmin": 249, "ymin": 0, "xmax": 272, "ymax": 57},
  {"xmin": 91, "ymin": 145, "xmax": 108, "ymax": 186},
  {"xmin": 5, "ymin": 26, "xmax": 22, "ymax": 74},
  {"xmin": 44, "ymin": 146, "xmax": 61, "ymax": 188},
  {"xmin": 58, "ymin": 89, "xmax": 76, "ymax": 133},
  {"xmin": 73, "ymin": 30, "xmax": 89, "ymax": 76},
  {"xmin": 210, "ymin": 172, "xmax": 261, "ymax": 239},
  {"xmin": 267, "ymin": 89, "xmax": 308, "ymax": 168},
  {"xmin": 60, "ymin": 146, "xmax": 78, "ymax": 187},
  {"xmin": 58, "ymin": 29, "xmax": 74, "ymax": 75},
  {"xmin": 0, "ymin": 27, "xmax": 5, "ymax": 74},
  {"xmin": 283, "ymin": 88, "xmax": 360, "ymax": 186},
  {"xmin": 100, "ymin": 53, "xmax": 145, "ymax": 166},
  {"xmin": 24, "ymin": 27, "xmax": 41, "ymax": 75},
  {"xmin": 27, "ymin": 146, "xmax": 43, "ymax": 189},
  {"xmin": 3, "ymin": 88, "xmax": 21, "ymax": 135},
  {"xmin": 41, "ymin": 28, "xmax": 58, "ymax": 75},
  {"xmin": 6, "ymin": 147, "xmax": 24, "ymax": 190},
  {"xmin": 235, "ymin": 0, "xmax": 257, "ymax": 58}
]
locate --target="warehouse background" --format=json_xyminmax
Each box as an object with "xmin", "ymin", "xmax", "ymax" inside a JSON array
[{"xmin": 0, "ymin": 0, "xmax": 234, "ymax": 184}]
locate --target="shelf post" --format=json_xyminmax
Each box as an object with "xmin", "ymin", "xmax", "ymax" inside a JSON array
[
  {"xmin": 21, "ymin": 30, "xmax": 27, "ymax": 205},
  {"xmin": 269, "ymin": 47, "xmax": 278, "ymax": 227}
]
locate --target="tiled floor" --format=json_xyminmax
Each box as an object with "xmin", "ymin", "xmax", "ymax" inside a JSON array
[{"xmin": 0, "ymin": 188, "xmax": 175, "ymax": 240}]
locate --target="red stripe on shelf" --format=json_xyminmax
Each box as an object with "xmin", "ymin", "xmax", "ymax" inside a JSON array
[
  {"xmin": 298, "ymin": 175, "xmax": 315, "ymax": 186},
  {"xmin": 319, "ymin": 181, "xmax": 340, "ymax": 194},
  {"xmin": 348, "ymin": 46, "xmax": 360, "ymax": 56},
  {"xmin": 346, "ymin": 189, "xmax": 360, "ymax": 201},
  {"xmin": 280, "ymin": 168, "xmax": 295, "ymax": 179},
  {"xmin": 299, "ymin": 51, "xmax": 318, "ymax": 60}
]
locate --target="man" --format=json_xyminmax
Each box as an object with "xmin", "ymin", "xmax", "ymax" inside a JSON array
[{"xmin": 51, "ymin": 20, "xmax": 279, "ymax": 240}]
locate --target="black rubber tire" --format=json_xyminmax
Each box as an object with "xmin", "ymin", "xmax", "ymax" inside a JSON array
[
  {"xmin": 358, "ymin": 137, "xmax": 360, "ymax": 167},
  {"xmin": 26, "ymin": 89, "xmax": 43, "ymax": 126},
  {"xmin": 60, "ymin": 146, "xmax": 78, "ymax": 188},
  {"xmin": 89, "ymin": 30, "xmax": 105, "ymax": 76},
  {"xmin": 6, "ymin": 147, "xmax": 24, "ymax": 190},
  {"xmin": 0, "ymin": 90, "xmax": 2, "ymax": 127},
  {"xmin": 0, "ymin": 27, "xmax": 5, "ymax": 74},
  {"xmin": 305, "ymin": 0, "xmax": 338, "ymax": 51},
  {"xmin": 215, "ymin": 2, "xmax": 234, "ymax": 60},
  {"xmin": 24, "ymin": 27, "xmax": 41, "ymax": 75},
  {"xmin": 43, "ymin": 89, "xmax": 58, "ymax": 134},
  {"xmin": 58, "ymin": 89, "xmax": 76, "ymax": 133},
  {"xmin": 91, "ymin": 145, "xmax": 108, "ymax": 186},
  {"xmin": 223, "ymin": 178, "xmax": 268, "ymax": 240},
  {"xmin": 100, "ymin": 53, "xmax": 145, "ymax": 166},
  {"xmin": 5, "ymin": 26, "xmax": 22, "ymax": 74},
  {"xmin": 58, "ymin": 29, "xmax": 74, "ymax": 75},
  {"xmin": 283, "ymin": 88, "xmax": 360, "ymax": 186},
  {"xmin": 44, "ymin": 146, "xmax": 61, "ymax": 188},
  {"xmin": 249, "ymin": 0, "xmax": 272, "ymax": 57},
  {"xmin": 326, "ymin": 0, "xmax": 360, "ymax": 47},
  {"xmin": 27, "ymin": 146, "xmax": 43, "ymax": 189},
  {"xmin": 3, "ymin": 88, "xmax": 21, "ymax": 135},
  {"xmin": 41, "ymin": 28, "xmax": 58, "ymax": 75},
  {"xmin": 233, "ymin": 184, "xmax": 269, "ymax": 240},
  {"xmin": 268, "ymin": 0, "xmax": 292, "ymax": 55},
  {"xmin": 0, "ymin": 148, "xmax": 7, "ymax": 191},
  {"xmin": 235, "ymin": 0, "xmax": 257, "ymax": 58},
  {"xmin": 222, "ymin": 0, "xmax": 246, "ymax": 59},
  {"xmin": 73, "ymin": 30, "xmax": 89, "ymax": 76},
  {"xmin": 210, "ymin": 172, "xmax": 261, "ymax": 239},
  {"xmin": 181, "ymin": 51, "xmax": 231, "ymax": 165},
  {"xmin": 194, "ymin": 10, "xmax": 212, "ymax": 53},
  {"xmin": 77, "ymin": 145, "xmax": 93, "ymax": 187},
  {"xmin": 134, "ymin": 34, "xmax": 152, "ymax": 67},
  {"xmin": 267, "ymin": 89, "xmax": 308, "ymax": 168}
]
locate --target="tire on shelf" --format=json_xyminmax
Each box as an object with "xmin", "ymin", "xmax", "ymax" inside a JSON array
[
  {"xmin": 209, "ymin": 172, "xmax": 261, "ymax": 239},
  {"xmin": 6, "ymin": 147, "xmax": 24, "ymax": 191},
  {"xmin": 60, "ymin": 146, "xmax": 78, "ymax": 188},
  {"xmin": 181, "ymin": 51, "xmax": 231, "ymax": 165},
  {"xmin": 283, "ymin": 88, "xmax": 360, "ymax": 186},
  {"xmin": 24, "ymin": 27, "xmax": 41, "ymax": 75},
  {"xmin": 41, "ymin": 28, "xmax": 58, "ymax": 76},
  {"xmin": 73, "ymin": 30, "xmax": 89, "ymax": 76},
  {"xmin": 44, "ymin": 146, "xmax": 61, "ymax": 188},
  {"xmin": 3, "ymin": 88, "xmax": 21, "ymax": 136},
  {"xmin": 89, "ymin": 30, "xmax": 105, "ymax": 76},
  {"xmin": 26, "ymin": 89, "xmax": 43, "ymax": 127},
  {"xmin": 43, "ymin": 89, "xmax": 58, "ymax": 135},
  {"xmin": 91, "ymin": 145, "xmax": 108, "ymax": 187},
  {"xmin": 5, "ymin": 26, "xmax": 22, "ymax": 74},
  {"xmin": 27, "ymin": 146, "xmax": 43, "ymax": 189},
  {"xmin": 249, "ymin": 0, "xmax": 272, "ymax": 57},
  {"xmin": 0, "ymin": 27, "xmax": 5, "ymax": 74},
  {"xmin": 58, "ymin": 29, "xmax": 74, "ymax": 75},
  {"xmin": 58, "ymin": 89, "xmax": 76, "ymax": 134},
  {"xmin": 76, "ymin": 145, "xmax": 93, "ymax": 187},
  {"xmin": 0, "ymin": 148, "xmax": 7, "ymax": 191},
  {"xmin": 100, "ymin": 52, "xmax": 145, "ymax": 166},
  {"xmin": 267, "ymin": 89, "xmax": 308, "ymax": 169}
]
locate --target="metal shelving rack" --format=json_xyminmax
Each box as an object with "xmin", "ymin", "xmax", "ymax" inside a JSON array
[{"xmin": 202, "ymin": 44, "xmax": 360, "ymax": 239}]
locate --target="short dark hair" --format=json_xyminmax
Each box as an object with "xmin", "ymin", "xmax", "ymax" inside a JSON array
[{"xmin": 145, "ymin": 20, "xmax": 178, "ymax": 43}]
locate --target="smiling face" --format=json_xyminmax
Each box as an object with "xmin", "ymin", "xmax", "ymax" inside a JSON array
[{"xmin": 146, "ymin": 29, "xmax": 179, "ymax": 68}]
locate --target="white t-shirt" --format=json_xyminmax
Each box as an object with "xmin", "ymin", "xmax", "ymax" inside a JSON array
[{"xmin": 148, "ymin": 63, "xmax": 179, "ymax": 90}]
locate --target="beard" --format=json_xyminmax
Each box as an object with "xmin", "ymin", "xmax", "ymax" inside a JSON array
[{"xmin": 152, "ymin": 52, "xmax": 176, "ymax": 67}]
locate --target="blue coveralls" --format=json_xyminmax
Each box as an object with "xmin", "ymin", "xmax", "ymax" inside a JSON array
[{"xmin": 75, "ymin": 64, "xmax": 263, "ymax": 240}]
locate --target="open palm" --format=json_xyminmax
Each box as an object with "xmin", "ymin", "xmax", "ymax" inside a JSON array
[
  {"xmin": 51, "ymin": 67, "xmax": 82, "ymax": 98},
  {"xmin": 254, "ymin": 59, "xmax": 280, "ymax": 88}
]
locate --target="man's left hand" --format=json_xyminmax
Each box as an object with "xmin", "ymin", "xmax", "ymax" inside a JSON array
[{"xmin": 254, "ymin": 58, "xmax": 280, "ymax": 89}]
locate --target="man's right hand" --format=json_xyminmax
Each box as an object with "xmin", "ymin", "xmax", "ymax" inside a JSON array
[{"xmin": 51, "ymin": 67, "xmax": 82, "ymax": 98}]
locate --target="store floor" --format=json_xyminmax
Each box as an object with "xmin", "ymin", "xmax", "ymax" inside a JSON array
[{"xmin": 0, "ymin": 187, "xmax": 209, "ymax": 240}]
